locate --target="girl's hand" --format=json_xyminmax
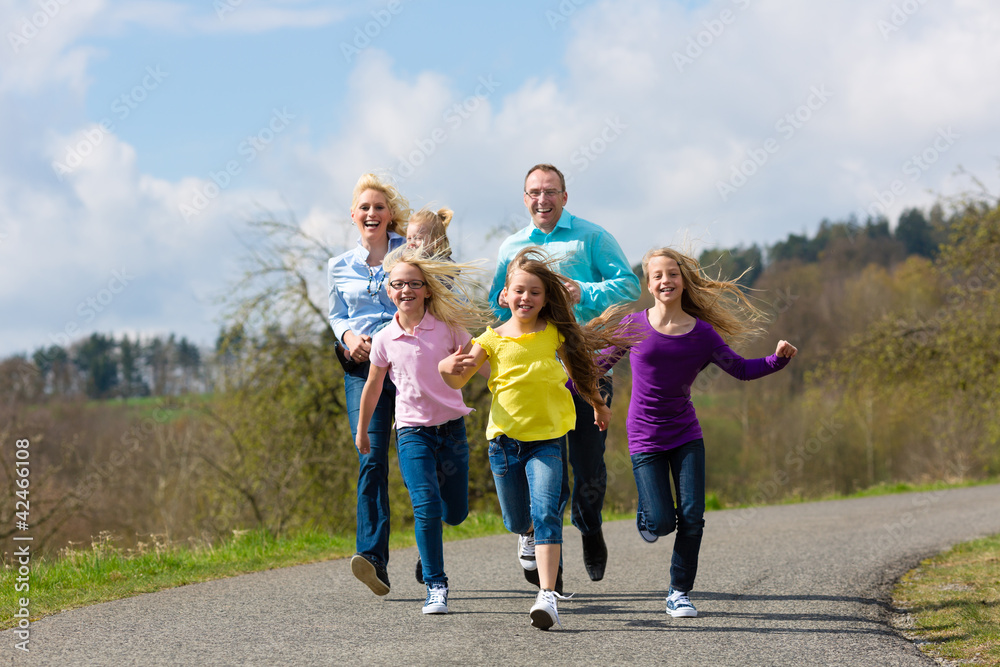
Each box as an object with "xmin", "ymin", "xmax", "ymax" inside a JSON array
[
  {"xmin": 776, "ymin": 340, "xmax": 798, "ymax": 358},
  {"xmin": 440, "ymin": 347, "xmax": 478, "ymax": 375},
  {"xmin": 356, "ymin": 431, "xmax": 371, "ymax": 455},
  {"xmin": 594, "ymin": 403, "xmax": 612, "ymax": 431}
]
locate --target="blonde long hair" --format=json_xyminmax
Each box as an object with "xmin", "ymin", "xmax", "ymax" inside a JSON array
[
  {"xmin": 383, "ymin": 246, "xmax": 492, "ymax": 334},
  {"xmin": 642, "ymin": 247, "xmax": 766, "ymax": 343},
  {"xmin": 351, "ymin": 173, "xmax": 412, "ymax": 236}
]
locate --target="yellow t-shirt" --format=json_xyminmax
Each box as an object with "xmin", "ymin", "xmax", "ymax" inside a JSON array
[{"xmin": 474, "ymin": 322, "xmax": 575, "ymax": 442}]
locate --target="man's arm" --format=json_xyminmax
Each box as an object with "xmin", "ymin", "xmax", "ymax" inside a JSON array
[{"xmin": 577, "ymin": 230, "xmax": 641, "ymax": 319}]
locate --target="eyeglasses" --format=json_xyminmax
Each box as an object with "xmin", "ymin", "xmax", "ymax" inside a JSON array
[
  {"xmin": 524, "ymin": 189, "xmax": 563, "ymax": 200},
  {"xmin": 388, "ymin": 279, "xmax": 426, "ymax": 290}
]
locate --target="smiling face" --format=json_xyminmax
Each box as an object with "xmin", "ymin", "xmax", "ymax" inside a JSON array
[
  {"xmin": 503, "ymin": 269, "xmax": 547, "ymax": 324},
  {"xmin": 351, "ymin": 189, "xmax": 391, "ymax": 246},
  {"xmin": 387, "ymin": 262, "xmax": 429, "ymax": 318},
  {"xmin": 523, "ymin": 168, "xmax": 567, "ymax": 233},
  {"xmin": 646, "ymin": 255, "xmax": 685, "ymax": 306}
]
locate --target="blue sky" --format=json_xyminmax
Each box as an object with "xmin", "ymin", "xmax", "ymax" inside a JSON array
[{"xmin": 2, "ymin": 0, "xmax": 998, "ymax": 357}]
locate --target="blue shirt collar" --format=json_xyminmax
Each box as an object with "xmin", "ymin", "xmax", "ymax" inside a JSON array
[{"xmin": 528, "ymin": 210, "xmax": 573, "ymax": 240}]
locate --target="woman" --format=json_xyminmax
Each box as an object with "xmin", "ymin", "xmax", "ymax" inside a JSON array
[{"xmin": 328, "ymin": 172, "xmax": 411, "ymax": 596}]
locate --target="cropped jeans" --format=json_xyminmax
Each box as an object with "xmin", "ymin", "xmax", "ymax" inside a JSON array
[
  {"xmin": 488, "ymin": 434, "xmax": 568, "ymax": 546},
  {"xmin": 344, "ymin": 362, "xmax": 396, "ymax": 569},
  {"xmin": 631, "ymin": 438, "xmax": 706, "ymax": 593},
  {"xmin": 395, "ymin": 418, "xmax": 470, "ymax": 586}
]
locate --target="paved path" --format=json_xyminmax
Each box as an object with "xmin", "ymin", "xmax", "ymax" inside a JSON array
[{"xmin": 8, "ymin": 484, "xmax": 1000, "ymax": 666}]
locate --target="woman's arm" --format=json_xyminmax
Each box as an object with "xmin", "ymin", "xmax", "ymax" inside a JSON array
[
  {"xmin": 355, "ymin": 363, "xmax": 389, "ymax": 454},
  {"xmin": 439, "ymin": 341, "xmax": 487, "ymax": 389}
]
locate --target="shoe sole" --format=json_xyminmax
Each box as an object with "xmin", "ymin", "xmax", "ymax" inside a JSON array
[
  {"xmin": 523, "ymin": 566, "xmax": 540, "ymax": 587},
  {"xmin": 351, "ymin": 555, "xmax": 390, "ymax": 596},
  {"xmin": 529, "ymin": 608, "xmax": 556, "ymax": 630},
  {"xmin": 422, "ymin": 606, "xmax": 448, "ymax": 615},
  {"xmin": 415, "ymin": 558, "xmax": 424, "ymax": 585},
  {"xmin": 668, "ymin": 607, "xmax": 698, "ymax": 618}
]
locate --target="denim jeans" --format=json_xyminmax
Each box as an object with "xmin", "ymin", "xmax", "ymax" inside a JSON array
[
  {"xmin": 631, "ymin": 438, "xmax": 706, "ymax": 593},
  {"xmin": 488, "ymin": 434, "xmax": 567, "ymax": 545},
  {"xmin": 565, "ymin": 376, "xmax": 613, "ymax": 536},
  {"xmin": 395, "ymin": 418, "xmax": 470, "ymax": 586},
  {"xmin": 344, "ymin": 362, "xmax": 396, "ymax": 568}
]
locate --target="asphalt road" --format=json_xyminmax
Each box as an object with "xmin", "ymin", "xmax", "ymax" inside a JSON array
[{"xmin": 8, "ymin": 484, "xmax": 1000, "ymax": 666}]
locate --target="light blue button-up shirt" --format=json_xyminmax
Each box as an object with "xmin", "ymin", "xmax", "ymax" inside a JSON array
[
  {"xmin": 328, "ymin": 232, "xmax": 405, "ymax": 344},
  {"xmin": 488, "ymin": 210, "xmax": 640, "ymax": 322}
]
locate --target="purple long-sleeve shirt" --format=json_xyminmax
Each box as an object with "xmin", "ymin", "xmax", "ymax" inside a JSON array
[{"xmin": 621, "ymin": 311, "xmax": 789, "ymax": 454}]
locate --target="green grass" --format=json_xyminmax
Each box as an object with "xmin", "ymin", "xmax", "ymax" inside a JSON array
[
  {"xmin": 893, "ymin": 533, "xmax": 1000, "ymax": 665},
  {"xmin": 0, "ymin": 517, "xmax": 511, "ymax": 630}
]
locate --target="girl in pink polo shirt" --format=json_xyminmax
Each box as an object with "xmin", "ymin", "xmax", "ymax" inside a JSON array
[{"xmin": 356, "ymin": 246, "xmax": 490, "ymax": 615}]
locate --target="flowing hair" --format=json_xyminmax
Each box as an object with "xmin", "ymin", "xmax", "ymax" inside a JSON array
[
  {"xmin": 351, "ymin": 173, "xmax": 412, "ymax": 236},
  {"xmin": 642, "ymin": 247, "xmax": 766, "ymax": 343},
  {"xmin": 383, "ymin": 246, "xmax": 492, "ymax": 334},
  {"xmin": 408, "ymin": 207, "xmax": 453, "ymax": 258},
  {"xmin": 504, "ymin": 247, "xmax": 638, "ymax": 410}
]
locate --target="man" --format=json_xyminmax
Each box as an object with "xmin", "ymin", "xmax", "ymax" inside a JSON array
[{"xmin": 488, "ymin": 163, "xmax": 640, "ymax": 582}]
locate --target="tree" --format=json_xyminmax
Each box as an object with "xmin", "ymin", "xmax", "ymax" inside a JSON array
[
  {"xmin": 74, "ymin": 333, "xmax": 119, "ymax": 399},
  {"xmin": 895, "ymin": 207, "xmax": 937, "ymax": 258}
]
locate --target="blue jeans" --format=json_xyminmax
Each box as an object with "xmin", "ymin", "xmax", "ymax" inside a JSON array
[
  {"xmin": 565, "ymin": 376, "xmax": 613, "ymax": 536},
  {"xmin": 488, "ymin": 434, "xmax": 567, "ymax": 545},
  {"xmin": 344, "ymin": 362, "xmax": 396, "ymax": 568},
  {"xmin": 396, "ymin": 418, "xmax": 470, "ymax": 586},
  {"xmin": 631, "ymin": 439, "xmax": 706, "ymax": 593}
]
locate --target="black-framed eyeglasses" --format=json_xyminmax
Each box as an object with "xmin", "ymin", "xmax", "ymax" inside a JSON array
[
  {"xmin": 388, "ymin": 279, "xmax": 426, "ymax": 290},
  {"xmin": 525, "ymin": 189, "xmax": 563, "ymax": 200}
]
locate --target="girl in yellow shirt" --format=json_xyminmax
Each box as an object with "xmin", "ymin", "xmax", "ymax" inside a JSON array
[{"xmin": 440, "ymin": 246, "xmax": 631, "ymax": 630}]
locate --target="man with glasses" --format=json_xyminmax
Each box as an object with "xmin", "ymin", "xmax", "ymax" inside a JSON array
[{"xmin": 488, "ymin": 163, "xmax": 640, "ymax": 585}]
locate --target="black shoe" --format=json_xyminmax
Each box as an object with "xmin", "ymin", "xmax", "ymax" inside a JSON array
[
  {"xmin": 524, "ymin": 565, "xmax": 563, "ymax": 595},
  {"xmin": 415, "ymin": 557, "xmax": 424, "ymax": 584},
  {"xmin": 351, "ymin": 553, "xmax": 390, "ymax": 596},
  {"xmin": 582, "ymin": 529, "xmax": 607, "ymax": 581}
]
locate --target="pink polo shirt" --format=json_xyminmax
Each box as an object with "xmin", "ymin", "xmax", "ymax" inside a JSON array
[{"xmin": 369, "ymin": 311, "xmax": 473, "ymax": 428}]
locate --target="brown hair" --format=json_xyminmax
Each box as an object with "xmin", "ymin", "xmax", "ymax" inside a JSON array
[
  {"xmin": 523, "ymin": 163, "xmax": 566, "ymax": 192},
  {"xmin": 505, "ymin": 246, "xmax": 636, "ymax": 410},
  {"xmin": 641, "ymin": 247, "xmax": 766, "ymax": 343}
]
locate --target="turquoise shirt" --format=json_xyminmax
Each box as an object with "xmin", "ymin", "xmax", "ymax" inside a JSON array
[{"xmin": 488, "ymin": 210, "xmax": 640, "ymax": 323}]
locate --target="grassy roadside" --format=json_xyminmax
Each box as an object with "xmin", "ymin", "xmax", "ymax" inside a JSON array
[
  {"xmin": 893, "ymin": 533, "xmax": 1000, "ymax": 666},
  {"xmin": 3, "ymin": 480, "xmax": 997, "ymax": 630},
  {"xmin": 1, "ymin": 513, "xmax": 510, "ymax": 630}
]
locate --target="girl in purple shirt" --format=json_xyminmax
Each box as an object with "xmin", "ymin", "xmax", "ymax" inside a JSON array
[
  {"xmin": 618, "ymin": 247, "xmax": 797, "ymax": 619},
  {"xmin": 356, "ymin": 247, "xmax": 490, "ymax": 615}
]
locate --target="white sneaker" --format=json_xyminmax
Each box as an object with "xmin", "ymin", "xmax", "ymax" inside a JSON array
[
  {"xmin": 422, "ymin": 583, "xmax": 448, "ymax": 614},
  {"xmin": 529, "ymin": 589, "xmax": 560, "ymax": 630},
  {"xmin": 518, "ymin": 532, "xmax": 537, "ymax": 571},
  {"xmin": 666, "ymin": 587, "xmax": 698, "ymax": 618}
]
